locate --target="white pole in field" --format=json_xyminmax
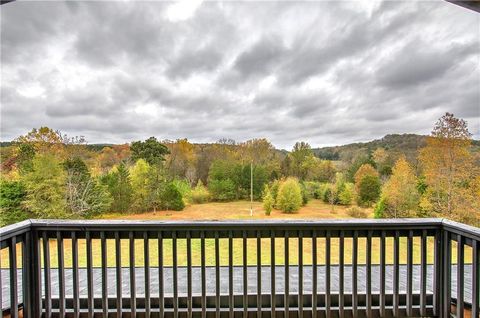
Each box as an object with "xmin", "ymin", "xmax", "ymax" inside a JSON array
[{"xmin": 250, "ymin": 161, "xmax": 253, "ymax": 216}]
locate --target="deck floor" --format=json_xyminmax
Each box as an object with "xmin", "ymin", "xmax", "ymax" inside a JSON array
[{"xmin": 1, "ymin": 264, "xmax": 473, "ymax": 309}]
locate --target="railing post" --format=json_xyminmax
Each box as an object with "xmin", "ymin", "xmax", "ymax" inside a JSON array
[{"xmin": 27, "ymin": 229, "xmax": 42, "ymax": 318}]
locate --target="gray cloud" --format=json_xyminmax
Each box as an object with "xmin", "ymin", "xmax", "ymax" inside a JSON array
[{"xmin": 1, "ymin": 0, "xmax": 479, "ymax": 148}]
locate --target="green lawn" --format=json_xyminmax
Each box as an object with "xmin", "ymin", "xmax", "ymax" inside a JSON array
[{"xmin": 1, "ymin": 200, "xmax": 472, "ymax": 267}]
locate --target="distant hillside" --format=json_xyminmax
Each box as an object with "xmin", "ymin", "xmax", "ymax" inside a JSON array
[{"xmin": 312, "ymin": 134, "xmax": 480, "ymax": 161}]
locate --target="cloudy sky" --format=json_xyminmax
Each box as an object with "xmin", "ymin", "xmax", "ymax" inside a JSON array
[{"xmin": 1, "ymin": 0, "xmax": 479, "ymax": 149}]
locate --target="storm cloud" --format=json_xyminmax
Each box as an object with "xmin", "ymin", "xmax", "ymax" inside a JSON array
[{"xmin": 1, "ymin": 0, "xmax": 479, "ymax": 149}]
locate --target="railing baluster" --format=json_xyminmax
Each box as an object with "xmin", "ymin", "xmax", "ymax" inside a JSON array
[
  {"xmin": 393, "ymin": 231, "xmax": 399, "ymax": 317},
  {"xmin": 366, "ymin": 231, "xmax": 372, "ymax": 318},
  {"xmin": 9, "ymin": 236, "xmax": 18, "ymax": 318},
  {"xmin": 294, "ymin": 232, "xmax": 300, "ymax": 318},
  {"xmin": 187, "ymin": 231, "xmax": 192, "ymax": 318},
  {"xmin": 472, "ymin": 240, "xmax": 479, "ymax": 318},
  {"xmin": 443, "ymin": 231, "xmax": 451, "ymax": 318},
  {"xmin": 434, "ymin": 230, "xmax": 442, "ymax": 317},
  {"xmin": 42, "ymin": 232, "xmax": 52, "ymax": 318},
  {"xmin": 243, "ymin": 231, "xmax": 248, "ymax": 318},
  {"xmin": 22, "ymin": 233, "xmax": 30, "ymax": 318},
  {"xmin": 173, "ymin": 231, "xmax": 178, "ymax": 318},
  {"xmin": 33, "ymin": 230, "xmax": 42, "ymax": 317},
  {"xmin": 456, "ymin": 235, "xmax": 464, "ymax": 318},
  {"xmin": 285, "ymin": 230, "xmax": 290, "ymax": 317},
  {"xmin": 72, "ymin": 231, "xmax": 80, "ymax": 318},
  {"xmin": 229, "ymin": 231, "xmax": 234, "ymax": 318},
  {"xmin": 144, "ymin": 232, "xmax": 151, "ymax": 318},
  {"xmin": 159, "ymin": 232, "xmax": 164, "ymax": 318},
  {"xmin": 352, "ymin": 231, "xmax": 358, "ymax": 318},
  {"xmin": 115, "ymin": 232, "xmax": 122, "ymax": 318},
  {"xmin": 325, "ymin": 232, "xmax": 331, "ymax": 318},
  {"xmin": 215, "ymin": 232, "xmax": 220, "ymax": 318},
  {"xmin": 379, "ymin": 231, "xmax": 385, "ymax": 317},
  {"xmin": 312, "ymin": 231, "xmax": 317, "ymax": 318},
  {"xmin": 201, "ymin": 232, "xmax": 206, "ymax": 318},
  {"xmin": 407, "ymin": 230, "xmax": 413, "ymax": 316},
  {"xmin": 57, "ymin": 231, "xmax": 65, "ymax": 318},
  {"xmin": 257, "ymin": 231, "xmax": 262, "ymax": 318},
  {"xmin": 86, "ymin": 231, "xmax": 94, "ymax": 318},
  {"xmin": 129, "ymin": 231, "xmax": 136, "ymax": 317},
  {"xmin": 420, "ymin": 230, "xmax": 427, "ymax": 317},
  {"xmin": 271, "ymin": 230, "xmax": 276, "ymax": 318},
  {"xmin": 100, "ymin": 232, "xmax": 108, "ymax": 318},
  {"xmin": 339, "ymin": 231, "xmax": 345, "ymax": 318}
]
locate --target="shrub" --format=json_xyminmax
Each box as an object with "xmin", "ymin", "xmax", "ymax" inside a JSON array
[
  {"xmin": 346, "ymin": 206, "xmax": 369, "ymax": 218},
  {"xmin": 374, "ymin": 197, "xmax": 386, "ymax": 219},
  {"xmin": 161, "ymin": 183, "xmax": 185, "ymax": 211},
  {"xmin": 276, "ymin": 178, "xmax": 303, "ymax": 213},
  {"xmin": 262, "ymin": 185, "xmax": 274, "ymax": 216},
  {"xmin": 270, "ymin": 179, "xmax": 281, "ymax": 205},
  {"xmin": 316, "ymin": 183, "xmax": 330, "ymax": 202},
  {"xmin": 303, "ymin": 181, "xmax": 321, "ymax": 199},
  {"xmin": 208, "ymin": 178, "xmax": 236, "ymax": 201},
  {"xmin": 300, "ymin": 182, "xmax": 309, "ymax": 205},
  {"xmin": 189, "ymin": 181, "xmax": 210, "ymax": 204},
  {"xmin": 338, "ymin": 182, "xmax": 354, "ymax": 205}
]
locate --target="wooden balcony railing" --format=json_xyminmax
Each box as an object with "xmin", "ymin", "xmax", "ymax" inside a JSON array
[{"xmin": 1, "ymin": 219, "xmax": 479, "ymax": 318}]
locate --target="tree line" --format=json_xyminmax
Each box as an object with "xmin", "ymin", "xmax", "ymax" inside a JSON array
[{"xmin": 0, "ymin": 113, "xmax": 478, "ymax": 226}]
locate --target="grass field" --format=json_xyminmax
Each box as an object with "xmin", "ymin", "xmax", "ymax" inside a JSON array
[{"xmin": 1, "ymin": 200, "xmax": 471, "ymax": 267}]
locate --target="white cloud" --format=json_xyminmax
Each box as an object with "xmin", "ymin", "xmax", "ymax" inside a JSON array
[{"xmin": 166, "ymin": 0, "xmax": 204, "ymax": 22}]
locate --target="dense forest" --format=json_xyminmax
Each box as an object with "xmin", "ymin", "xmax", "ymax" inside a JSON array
[{"xmin": 1, "ymin": 113, "xmax": 479, "ymax": 226}]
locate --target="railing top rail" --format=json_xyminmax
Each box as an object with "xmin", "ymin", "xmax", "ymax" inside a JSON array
[
  {"xmin": 0, "ymin": 219, "xmax": 32, "ymax": 241},
  {"xmin": 29, "ymin": 218, "xmax": 444, "ymax": 230},
  {"xmin": 442, "ymin": 218, "xmax": 480, "ymax": 241}
]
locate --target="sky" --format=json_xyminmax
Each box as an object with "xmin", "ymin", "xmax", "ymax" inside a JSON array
[{"xmin": 1, "ymin": 0, "xmax": 479, "ymax": 149}]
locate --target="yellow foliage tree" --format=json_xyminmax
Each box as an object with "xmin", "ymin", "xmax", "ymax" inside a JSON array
[
  {"xmin": 381, "ymin": 156, "xmax": 419, "ymax": 218},
  {"xmin": 418, "ymin": 113, "xmax": 479, "ymax": 223}
]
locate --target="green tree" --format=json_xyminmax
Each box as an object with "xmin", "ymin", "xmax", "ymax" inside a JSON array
[
  {"xmin": 16, "ymin": 143, "xmax": 36, "ymax": 173},
  {"xmin": 276, "ymin": 178, "xmax": 303, "ymax": 213},
  {"xmin": 0, "ymin": 180, "xmax": 29, "ymax": 225},
  {"xmin": 101, "ymin": 163, "xmax": 132, "ymax": 213},
  {"xmin": 160, "ymin": 182, "xmax": 185, "ymax": 211},
  {"xmin": 289, "ymin": 142, "xmax": 316, "ymax": 180},
  {"xmin": 23, "ymin": 154, "xmax": 67, "ymax": 218},
  {"xmin": 208, "ymin": 179, "xmax": 236, "ymax": 201},
  {"xmin": 356, "ymin": 174, "xmax": 381, "ymax": 207},
  {"xmin": 262, "ymin": 185, "xmax": 274, "ymax": 216},
  {"xmin": 131, "ymin": 137, "xmax": 170, "ymax": 166},
  {"xmin": 338, "ymin": 182, "xmax": 354, "ymax": 205},
  {"xmin": 130, "ymin": 159, "xmax": 151, "ymax": 212}
]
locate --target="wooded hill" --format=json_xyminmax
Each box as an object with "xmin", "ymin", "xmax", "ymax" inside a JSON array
[{"xmin": 312, "ymin": 133, "xmax": 480, "ymax": 161}]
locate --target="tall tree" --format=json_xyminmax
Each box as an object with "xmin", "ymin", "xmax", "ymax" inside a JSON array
[
  {"xmin": 101, "ymin": 163, "xmax": 133, "ymax": 213},
  {"xmin": 23, "ymin": 154, "xmax": 67, "ymax": 218},
  {"xmin": 63, "ymin": 157, "xmax": 112, "ymax": 218},
  {"xmin": 354, "ymin": 164, "xmax": 381, "ymax": 207},
  {"xmin": 381, "ymin": 156, "xmax": 419, "ymax": 218},
  {"xmin": 131, "ymin": 137, "xmax": 169, "ymax": 166},
  {"xmin": 419, "ymin": 113, "xmax": 478, "ymax": 221},
  {"xmin": 130, "ymin": 159, "xmax": 151, "ymax": 212},
  {"xmin": 289, "ymin": 142, "xmax": 316, "ymax": 180}
]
